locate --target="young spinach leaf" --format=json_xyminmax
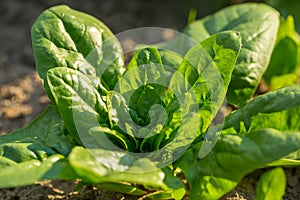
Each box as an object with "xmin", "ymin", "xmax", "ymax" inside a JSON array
[{"xmin": 256, "ymin": 167, "xmax": 286, "ymax": 200}]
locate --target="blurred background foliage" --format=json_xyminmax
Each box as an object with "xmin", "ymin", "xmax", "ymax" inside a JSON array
[
  {"xmin": 266, "ymin": 0, "xmax": 300, "ymax": 33},
  {"xmin": 1, "ymin": 0, "xmax": 299, "ymax": 34},
  {"xmin": 0, "ymin": 0, "xmax": 299, "ymax": 76}
]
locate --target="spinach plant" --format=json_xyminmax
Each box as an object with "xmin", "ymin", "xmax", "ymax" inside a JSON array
[{"xmin": 1, "ymin": 3, "xmax": 300, "ymax": 199}]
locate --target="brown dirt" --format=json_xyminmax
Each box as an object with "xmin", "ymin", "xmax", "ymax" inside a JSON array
[{"xmin": 0, "ymin": 0, "xmax": 299, "ymax": 199}]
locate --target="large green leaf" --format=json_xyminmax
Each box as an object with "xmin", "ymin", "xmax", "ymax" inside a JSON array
[
  {"xmin": 176, "ymin": 129, "xmax": 300, "ymax": 200},
  {"xmin": 168, "ymin": 31, "xmax": 241, "ymax": 133},
  {"xmin": 68, "ymin": 146, "xmax": 185, "ymax": 199},
  {"xmin": 183, "ymin": 3, "xmax": 280, "ymax": 106},
  {"xmin": 31, "ymin": 5, "xmax": 124, "ymax": 100},
  {"xmin": 256, "ymin": 167, "xmax": 286, "ymax": 200},
  {"xmin": 47, "ymin": 67, "xmax": 108, "ymax": 144},
  {"xmin": 223, "ymin": 84, "xmax": 300, "ymax": 134}
]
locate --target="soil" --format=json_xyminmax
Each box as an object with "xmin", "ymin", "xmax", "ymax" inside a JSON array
[{"xmin": 0, "ymin": 0, "xmax": 299, "ymax": 199}]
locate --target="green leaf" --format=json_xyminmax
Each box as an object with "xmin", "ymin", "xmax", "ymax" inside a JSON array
[
  {"xmin": 275, "ymin": 15, "xmax": 298, "ymax": 42},
  {"xmin": 152, "ymin": 31, "xmax": 241, "ymax": 165},
  {"xmin": 0, "ymin": 155, "xmax": 77, "ymax": 188},
  {"xmin": 0, "ymin": 157, "xmax": 16, "ymax": 170},
  {"xmin": 159, "ymin": 50, "xmax": 183, "ymax": 71},
  {"xmin": 0, "ymin": 106, "xmax": 77, "ymax": 188},
  {"xmin": 256, "ymin": 167, "xmax": 286, "ymax": 200},
  {"xmin": 265, "ymin": 149, "xmax": 300, "ymax": 167},
  {"xmin": 169, "ymin": 31, "xmax": 241, "ymax": 133},
  {"xmin": 127, "ymin": 47, "xmax": 163, "ymax": 70},
  {"xmin": 0, "ymin": 106, "xmax": 75, "ymax": 158},
  {"xmin": 88, "ymin": 126, "xmax": 134, "ymax": 151},
  {"xmin": 110, "ymin": 47, "xmax": 169, "ymax": 151},
  {"xmin": 263, "ymin": 16, "xmax": 300, "ymax": 90},
  {"xmin": 159, "ymin": 50, "xmax": 183, "ymax": 86},
  {"xmin": 183, "ymin": 3, "xmax": 280, "ymax": 106},
  {"xmin": 69, "ymin": 147, "xmax": 164, "ymax": 186},
  {"xmin": 31, "ymin": 5, "xmax": 124, "ymax": 100},
  {"xmin": 69, "ymin": 146, "xmax": 185, "ymax": 198},
  {"xmin": 176, "ymin": 129, "xmax": 300, "ymax": 200},
  {"xmin": 264, "ymin": 159, "xmax": 300, "ymax": 167},
  {"xmin": 223, "ymin": 84, "xmax": 300, "ymax": 134},
  {"xmin": 128, "ymin": 84, "xmax": 164, "ymax": 127},
  {"xmin": 107, "ymin": 91, "xmax": 166, "ymax": 152},
  {"xmin": 47, "ymin": 67, "xmax": 107, "ymax": 144},
  {"xmin": 118, "ymin": 47, "xmax": 166, "ymax": 99}
]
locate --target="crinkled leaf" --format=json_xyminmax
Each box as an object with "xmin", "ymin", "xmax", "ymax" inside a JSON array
[
  {"xmin": 223, "ymin": 84, "xmax": 300, "ymax": 134},
  {"xmin": 127, "ymin": 47, "xmax": 163, "ymax": 70},
  {"xmin": 118, "ymin": 47, "xmax": 166, "ymax": 106},
  {"xmin": 31, "ymin": 5, "xmax": 124, "ymax": 100},
  {"xmin": 256, "ymin": 167, "xmax": 286, "ymax": 200},
  {"xmin": 168, "ymin": 31, "xmax": 241, "ymax": 133},
  {"xmin": 47, "ymin": 67, "xmax": 107, "ymax": 144},
  {"xmin": 107, "ymin": 91, "xmax": 166, "ymax": 152},
  {"xmin": 110, "ymin": 47, "xmax": 168, "ymax": 151},
  {"xmin": 153, "ymin": 31, "xmax": 241, "ymax": 165},
  {"xmin": 183, "ymin": 3, "xmax": 280, "ymax": 106},
  {"xmin": 176, "ymin": 129, "xmax": 300, "ymax": 200}
]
